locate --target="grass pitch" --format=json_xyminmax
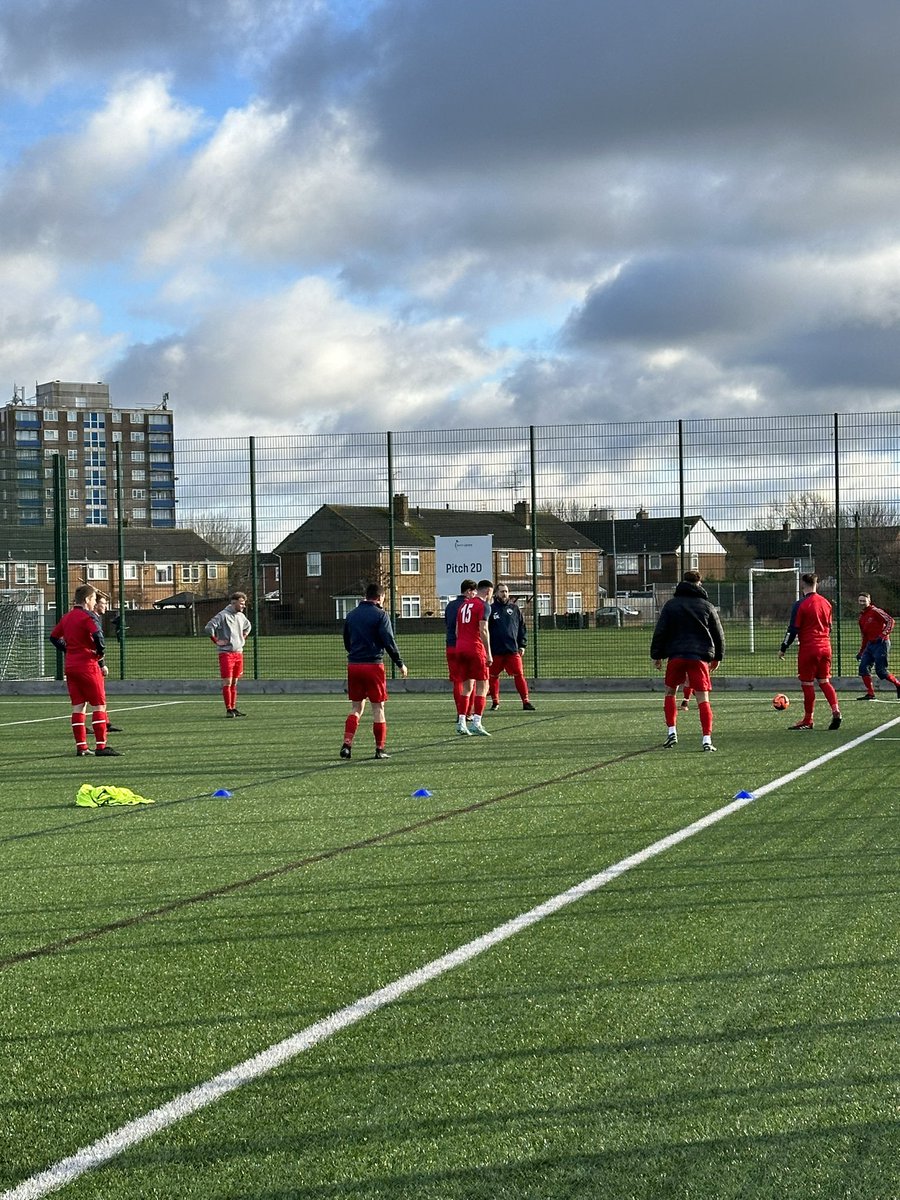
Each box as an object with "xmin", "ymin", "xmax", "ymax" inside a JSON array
[{"xmin": 0, "ymin": 692, "xmax": 897, "ymax": 1199}]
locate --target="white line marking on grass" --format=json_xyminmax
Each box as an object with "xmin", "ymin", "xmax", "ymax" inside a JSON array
[
  {"xmin": 6, "ymin": 713, "xmax": 900, "ymax": 1200},
  {"xmin": 0, "ymin": 701, "xmax": 188, "ymax": 728}
]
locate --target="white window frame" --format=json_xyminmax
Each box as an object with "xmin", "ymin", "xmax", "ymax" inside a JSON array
[
  {"xmin": 537, "ymin": 593, "xmax": 551, "ymax": 616},
  {"xmin": 565, "ymin": 551, "xmax": 582, "ymax": 574},
  {"xmin": 306, "ymin": 551, "xmax": 322, "ymax": 577},
  {"xmin": 616, "ymin": 554, "xmax": 638, "ymax": 575},
  {"xmin": 525, "ymin": 551, "xmax": 545, "ymax": 575},
  {"xmin": 498, "ymin": 551, "xmax": 510, "ymax": 576},
  {"xmin": 181, "ymin": 564, "xmax": 201, "ymax": 584},
  {"xmin": 400, "ymin": 550, "xmax": 420, "ymax": 574},
  {"xmin": 649, "ymin": 553, "xmax": 662, "ymax": 571},
  {"xmin": 123, "ymin": 564, "xmax": 138, "ymax": 581},
  {"xmin": 86, "ymin": 564, "xmax": 109, "ymax": 581},
  {"xmin": 401, "ymin": 594, "xmax": 421, "ymax": 618},
  {"xmin": 155, "ymin": 563, "xmax": 173, "ymax": 584},
  {"xmin": 565, "ymin": 591, "xmax": 583, "ymax": 613}
]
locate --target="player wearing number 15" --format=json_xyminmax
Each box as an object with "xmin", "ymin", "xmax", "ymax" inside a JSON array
[{"xmin": 454, "ymin": 580, "xmax": 493, "ymax": 736}]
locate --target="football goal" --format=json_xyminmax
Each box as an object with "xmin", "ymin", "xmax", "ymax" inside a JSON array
[
  {"xmin": 0, "ymin": 589, "xmax": 47, "ymax": 680},
  {"xmin": 748, "ymin": 568, "xmax": 800, "ymax": 654}
]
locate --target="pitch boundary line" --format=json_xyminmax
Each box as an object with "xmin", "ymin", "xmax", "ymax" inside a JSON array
[
  {"xmin": 5, "ymin": 713, "xmax": 899, "ymax": 1199},
  {"xmin": 0, "ymin": 701, "xmax": 187, "ymax": 728}
]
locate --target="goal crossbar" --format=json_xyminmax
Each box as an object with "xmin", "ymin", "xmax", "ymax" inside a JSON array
[{"xmin": 748, "ymin": 568, "xmax": 800, "ymax": 654}]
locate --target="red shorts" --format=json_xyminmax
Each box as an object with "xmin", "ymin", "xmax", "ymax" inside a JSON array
[
  {"xmin": 218, "ymin": 651, "xmax": 244, "ymax": 681},
  {"xmin": 348, "ymin": 662, "xmax": 388, "ymax": 703},
  {"xmin": 798, "ymin": 647, "xmax": 832, "ymax": 681},
  {"xmin": 455, "ymin": 645, "xmax": 489, "ymax": 682},
  {"xmin": 664, "ymin": 658, "xmax": 713, "ymax": 693},
  {"xmin": 65, "ymin": 662, "xmax": 106, "ymax": 708},
  {"xmin": 446, "ymin": 647, "xmax": 461, "ymax": 682},
  {"xmin": 490, "ymin": 652, "xmax": 524, "ymax": 679}
]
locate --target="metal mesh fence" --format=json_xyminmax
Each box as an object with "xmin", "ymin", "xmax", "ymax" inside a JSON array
[{"xmin": 9, "ymin": 412, "xmax": 900, "ymax": 683}]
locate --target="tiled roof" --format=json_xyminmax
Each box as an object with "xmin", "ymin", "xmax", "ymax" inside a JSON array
[
  {"xmin": 1, "ymin": 527, "xmax": 230, "ymax": 561},
  {"xmin": 570, "ymin": 516, "xmax": 707, "ymax": 554},
  {"xmin": 274, "ymin": 504, "xmax": 601, "ymax": 554}
]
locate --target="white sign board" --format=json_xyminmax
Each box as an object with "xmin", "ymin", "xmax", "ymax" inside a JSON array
[{"xmin": 434, "ymin": 535, "xmax": 493, "ymax": 594}]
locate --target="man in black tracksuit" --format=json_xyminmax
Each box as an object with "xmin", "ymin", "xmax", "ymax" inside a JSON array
[
  {"xmin": 650, "ymin": 570, "xmax": 725, "ymax": 751},
  {"xmin": 488, "ymin": 583, "xmax": 535, "ymax": 710}
]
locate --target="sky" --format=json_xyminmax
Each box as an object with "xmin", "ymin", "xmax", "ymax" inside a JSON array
[{"xmin": 3, "ymin": 0, "xmax": 900, "ymax": 441}]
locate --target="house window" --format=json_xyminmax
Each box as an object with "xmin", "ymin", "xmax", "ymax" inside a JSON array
[
  {"xmin": 537, "ymin": 594, "xmax": 551, "ymax": 616},
  {"xmin": 648, "ymin": 554, "xmax": 662, "ymax": 571},
  {"xmin": 335, "ymin": 597, "xmax": 357, "ymax": 619},
  {"xmin": 566, "ymin": 551, "xmax": 582, "ymax": 574},
  {"xmin": 400, "ymin": 550, "xmax": 420, "ymax": 574},
  {"xmin": 182, "ymin": 564, "xmax": 201, "ymax": 584},
  {"xmin": 0, "ymin": 564, "xmax": 5, "ymax": 581},
  {"xmin": 124, "ymin": 564, "xmax": 138, "ymax": 580},
  {"xmin": 47, "ymin": 565, "xmax": 55, "ymax": 582},
  {"xmin": 498, "ymin": 551, "xmax": 510, "ymax": 576},
  {"xmin": 401, "ymin": 595, "xmax": 421, "ymax": 618},
  {"xmin": 566, "ymin": 592, "xmax": 583, "ymax": 612},
  {"xmin": 87, "ymin": 564, "xmax": 109, "ymax": 581},
  {"xmin": 690, "ymin": 553, "xmax": 699, "ymax": 570},
  {"xmin": 155, "ymin": 564, "xmax": 173, "ymax": 584},
  {"xmin": 306, "ymin": 551, "xmax": 322, "ymax": 577},
  {"xmin": 525, "ymin": 552, "xmax": 544, "ymax": 575},
  {"xmin": 208, "ymin": 564, "xmax": 218, "ymax": 579},
  {"xmin": 616, "ymin": 554, "xmax": 638, "ymax": 575},
  {"xmin": 14, "ymin": 563, "xmax": 37, "ymax": 585}
]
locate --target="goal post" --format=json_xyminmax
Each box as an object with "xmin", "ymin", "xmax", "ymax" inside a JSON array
[
  {"xmin": 0, "ymin": 589, "xmax": 47, "ymax": 680},
  {"xmin": 748, "ymin": 568, "xmax": 800, "ymax": 654}
]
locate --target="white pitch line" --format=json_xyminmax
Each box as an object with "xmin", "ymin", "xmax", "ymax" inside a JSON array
[
  {"xmin": 0, "ymin": 701, "xmax": 188, "ymax": 728},
  {"xmin": 5, "ymin": 712, "xmax": 900, "ymax": 1200}
]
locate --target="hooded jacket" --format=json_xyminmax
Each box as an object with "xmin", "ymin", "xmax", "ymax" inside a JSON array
[{"xmin": 650, "ymin": 581, "xmax": 725, "ymax": 663}]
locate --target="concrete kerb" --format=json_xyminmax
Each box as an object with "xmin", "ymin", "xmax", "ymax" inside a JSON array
[{"xmin": 0, "ymin": 677, "xmax": 865, "ymax": 697}]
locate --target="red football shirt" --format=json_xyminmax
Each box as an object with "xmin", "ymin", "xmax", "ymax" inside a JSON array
[
  {"xmin": 50, "ymin": 607, "xmax": 103, "ymax": 667},
  {"xmin": 455, "ymin": 596, "xmax": 490, "ymax": 650}
]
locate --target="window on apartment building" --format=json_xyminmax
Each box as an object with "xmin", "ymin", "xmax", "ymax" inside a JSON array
[
  {"xmin": 111, "ymin": 431, "xmax": 122, "ymax": 442},
  {"xmin": 400, "ymin": 550, "xmax": 420, "ymax": 574},
  {"xmin": 68, "ymin": 488, "xmax": 78, "ymax": 499},
  {"xmin": 131, "ymin": 452, "xmax": 146, "ymax": 463},
  {"xmin": 131, "ymin": 431, "xmax": 145, "ymax": 443},
  {"xmin": 67, "ymin": 411, "xmax": 77, "ymax": 422},
  {"xmin": 132, "ymin": 470, "xmax": 146, "ymax": 481},
  {"xmin": 133, "ymin": 507, "xmax": 148, "ymax": 519},
  {"xmin": 44, "ymin": 428, "xmax": 58, "ymax": 441},
  {"xmin": 565, "ymin": 551, "xmax": 582, "ymax": 573},
  {"xmin": 306, "ymin": 551, "xmax": 322, "ymax": 576},
  {"xmin": 130, "ymin": 412, "xmax": 143, "ymax": 424},
  {"xmin": 155, "ymin": 564, "xmax": 173, "ymax": 584},
  {"xmin": 84, "ymin": 412, "xmax": 105, "ymax": 429},
  {"xmin": 43, "ymin": 409, "xmax": 58, "ymax": 422},
  {"xmin": 401, "ymin": 595, "xmax": 421, "ymax": 618},
  {"xmin": 132, "ymin": 489, "xmax": 146, "ymax": 500},
  {"xmin": 68, "ymin": 507, "xmax": 80, "ymax": 519},
  {"xmin": 67, "ymin": 429, "xmax": 78, "ymax": 441},
  {"xmin": 67, "ymin": 449, "xmax": 78, "ymax": 460}
]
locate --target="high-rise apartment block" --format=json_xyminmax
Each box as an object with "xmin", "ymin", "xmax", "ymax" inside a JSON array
[{"xmin": 0, "ymin": 381, "xmax": 175, "ymax": 528}]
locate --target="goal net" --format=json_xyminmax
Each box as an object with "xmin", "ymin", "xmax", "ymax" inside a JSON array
[
  {"xmin": 748, "ymin": 568, "xmax": 799, "ymax": 654},
  {"xmin": 0, "ymin": 589, "xmax": 47, "ymax": 680}
]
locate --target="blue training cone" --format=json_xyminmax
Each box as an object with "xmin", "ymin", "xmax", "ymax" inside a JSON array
[
  {"xmin": 212, "ymin": 788, "xmax": 233, "ymax": 798},
  {"xmin": 733, "ymin": 790, "xmax": 754, "ymax": 800},
  {"xmin": 412, "ymin": 788, "xmax": 433, "ymax": 798}
]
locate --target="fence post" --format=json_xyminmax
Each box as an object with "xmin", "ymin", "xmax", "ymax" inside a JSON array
[
  {"xmin": 833, "ymin": 413, "xmax": 842, "ymax": 676},
  {"xmin": 52, "ymin": 454, "xmax": 69, "ymax": 681},
  {"xmin": 387, "ymin": 431, "xmax": 397, "ymax": 676},
  {"xmin": 114, "ymin": 441, "xmax": 127, "ymax": 679},
  {"xmin": 529, "ymin": 425, "xmax": 539, "ymax": 680},
  {"xmin": 250, "ymin": 436, "xmax": 260, "ymax": 680}
]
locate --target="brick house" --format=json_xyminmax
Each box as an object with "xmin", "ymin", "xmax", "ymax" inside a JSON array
[{"xmin": 272, "ymin": 495, "xmax": 602, "ymax": 625}]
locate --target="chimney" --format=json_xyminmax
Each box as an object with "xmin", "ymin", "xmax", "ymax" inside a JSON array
[
  {"xmin": 514, "ymin": 500, "xmax": 531, "ymax": 528},
  {"xmin": 393, "ymin": 493, "xmax": 410, "ymax": 524},
  {"xmin": 636, "ymin": 507, "xmax": 649, "ymax": 520},
  {"xmin": 782, "ymin": 520, "xmax": 791, "ymax": 539}
]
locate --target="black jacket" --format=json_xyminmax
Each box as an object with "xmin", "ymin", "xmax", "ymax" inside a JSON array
[{"xmin": 650, "ymin": 581, "xmax": 725, "ymax": 663}]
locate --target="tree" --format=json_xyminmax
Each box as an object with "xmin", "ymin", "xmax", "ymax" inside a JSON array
[{"xmin": 189, "ymin": 513, "xmax": 252, "ymax": 593}]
